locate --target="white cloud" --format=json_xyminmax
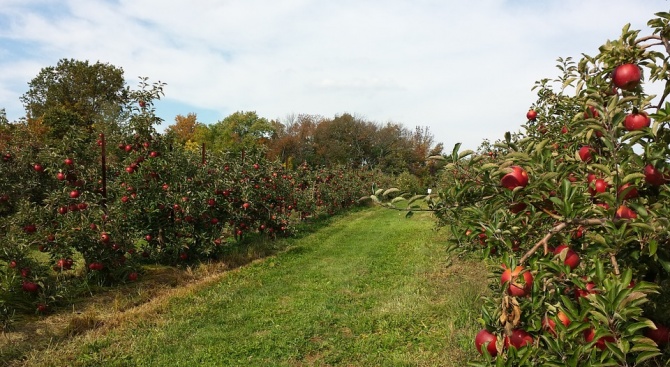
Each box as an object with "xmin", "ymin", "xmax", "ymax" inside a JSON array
[{"xmin": 0, "ymin": 0, "xmax": 667, "ymax": 150}]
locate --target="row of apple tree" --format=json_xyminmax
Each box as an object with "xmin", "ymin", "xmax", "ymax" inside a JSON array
[
  {"xmin": 374, "ymin": 12, "xmax": 670, "ymax": 366},
  {"xmin": 0, "ymin": 127, "xmax": 384, "ymax": 321}
]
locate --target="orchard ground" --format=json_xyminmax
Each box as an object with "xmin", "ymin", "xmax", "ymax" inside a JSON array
[{"xmin": 2, "ymin": 207, "xmax": 488, "ymax": 367}]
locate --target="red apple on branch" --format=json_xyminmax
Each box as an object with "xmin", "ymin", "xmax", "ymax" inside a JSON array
[
  {"xmin": 505, "ymin": 329, "xmax": 534, "ymax": 349},
  {"xmin": 615, "ymin": 205, "xmax": 637, "ymax": 220},
  {"xmin": 612, "ymin": 63, "xmax": 641, "ymax": 91},
  {"xmin": 624, "ymin": 112, "xmax": 650, "ymax": 131},
  {"xmin": 475, "ymin": 329, "xmax": 498, "ymax": 356},
  {"xmin": 644, "ymin": 164, "xmax": 668, "ymax": 186},
  {"xmin": 501, "ymin": 166, "xmax": 529, "ymax": 190},
  {"xmin": 553, "ymin": 244, "xmax": 580, "ymax": 269},
  {"xmin": 578, "ymin": 146, "xmax": 593, "ymax": 163},
  {"xmin": 526, "ymin": 109, "xmax": 537, "ymax": 121},
  {"xmin": 501, "ymin": 265, "xmax": 533, "ymax": 297}
]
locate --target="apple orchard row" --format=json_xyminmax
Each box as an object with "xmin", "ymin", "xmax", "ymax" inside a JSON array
[
  {"xmin": 464, "ymin": 61, "xmax": 670, "ymax": 364},
  {"xmin": 0, "ymin": 133, "xmax": 382, "ymax": 316}
]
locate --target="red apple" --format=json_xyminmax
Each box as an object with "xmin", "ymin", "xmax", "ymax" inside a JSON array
[
  {"xmin": 617, "ymin": 183, "xmax": 638, "ymax": 200},
  {"xmin": 69, "ymin": 190, "xmax": 80, "ymax": 199},
  {"xmin": 584, "ymin": 328, "xmax": 616, "ymax": 350},
  {"xmin": 501, "ymin": 166, "xmax": 529, "ymax": 190},
  {"xmin": 505, "ymin": 329, "xmax": 534, "ymax": 349},
  {"xmin": 475, "ymin": 329, "xmax": 498, "ymax": 356},
  {"xmin": 561, "ymin": 126, "xmax": 568, "ymax": 134},
  {"xmin": 589, "ymin": 178, "xmax": 608, "ymax": 196},
  {"xmin": 101, "ymin": 232, "xmax": 111, "ymax": 243},
  {"xmin": 624, "ymin": 112, "xmax": 650, "ymax": 131},
  {"xmin": 542, "ymin": 311, "xmax": 571, "ymax": 336},
  {"xmin": 612, "ymin": 63, "xmax": 641, "ymax": 91},
  {"xmin": 526, "ymin": 109, "xmax": 538, "ymax": 121},
  {"xmin": 64, "ymin": 158, "xmax": 74, "ymax": 166},
  {"xmin": 575, "ymin": 281, "xmax": 597, "ymax": 298},
  {"xmin": 508, "ymin": 202, "xmax": 527, "ymax": 214},
  {"xmin": 501, "ymin": 265, "xmax": 533, "ymax": 297},
  {"xmin": 584, "ymin": 106, "xmax": 600, "ymax": 119},
  {"xmin": 22, "ymin": 281, "xmax": 39, "ymax": 293},
  {"xmin": 33, "ymin": 164, "xmax": 44, "ymax": 172},
  {"xmin": 553, "ymin": 244, "xmax": 580, "ymax": 269},
  {"xmin": 615, "ymin": 205, "xmax": 637, "ymax": 220},
  {"xmin": 57, "ymin": 172, "xmax": 66, "ymax": 181},
  {"xmin": 128, "ymin": 272, "xmax": 138, "ymax": 281},
  {"xmin": 578, "ymin": 146, "xmax": 593, "ymax": 163},
  {"xmin": 88, "ymin": 262, "xmax": 104, "ymax": 271},
  {"xmin": 644, "ymin": 164, "xmax": 668, "ymax": 186}
]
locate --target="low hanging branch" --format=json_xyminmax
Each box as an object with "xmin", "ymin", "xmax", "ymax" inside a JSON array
[{"xmin": 519, "ymin": 217, "xmax": 607, "ymax": 265}]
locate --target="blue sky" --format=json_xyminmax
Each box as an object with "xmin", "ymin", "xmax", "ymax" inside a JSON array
[{"xmin": 0, "ymin": 0, "xmax": 667, "ymax": 150}]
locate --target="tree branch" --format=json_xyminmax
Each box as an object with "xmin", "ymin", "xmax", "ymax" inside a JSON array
[
  {"xmin": 610, "ymin": 253, "xmax": 620, "ymax": 275},
  {"xmin": 520, "ymin": 222, "xmax": 566, "ymax": 264},
  {"xmin": 635, "ymin": 35, "xmax": 661, "ymax": 45},
  {"xmin": 519, "ymin": 218, "xmax": 607, "ymax": 265}
]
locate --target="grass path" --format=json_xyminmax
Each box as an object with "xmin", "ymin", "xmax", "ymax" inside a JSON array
[{"xmin": 17, "ymin": 208, "xmax": 488, "ymax": 367}]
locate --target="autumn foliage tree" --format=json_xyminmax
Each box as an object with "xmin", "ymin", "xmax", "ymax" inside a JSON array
[
  {"xmin": 166, "ymin": 112, "xmax": 202, "ymax": 145},
  {"xmin": 20, "ymin": 58, "xmax": 127, "ymax": 140}
]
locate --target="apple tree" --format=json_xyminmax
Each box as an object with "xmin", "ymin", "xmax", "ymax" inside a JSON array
[{"xmin": 374, "ymin": 11, "xmax": 670, "ymax": 366}]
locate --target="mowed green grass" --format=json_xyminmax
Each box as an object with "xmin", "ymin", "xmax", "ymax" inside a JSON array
[{"xmin": 21, "ymin": 208, "xmax": 488, "ymax": 367}]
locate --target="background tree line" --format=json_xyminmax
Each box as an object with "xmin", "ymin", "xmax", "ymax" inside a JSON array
[{"xmin": 3, "ymin": 58, "xmax": 444, "ymax": 193}]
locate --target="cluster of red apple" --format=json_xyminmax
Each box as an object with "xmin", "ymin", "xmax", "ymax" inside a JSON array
[{"xmin": 474, "ymin": 62, "xmax": 670, "ymax": 358}]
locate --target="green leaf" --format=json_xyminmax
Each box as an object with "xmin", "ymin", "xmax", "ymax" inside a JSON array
[
  {"xmin": 535, "ymin": 138, "xmax": 550, "ymax": 153},
  {"xmin": 458, "ymin": 149, "xmax": 475, "ymax": 160},
  {"xmin": 605, "ymin": 339, "xmax": 625, "ymax": 363},
  {"xmin": 358, "ymin": 196, "xmax": 373, "ymax": 203},
  {"xmin": 407, "ymin": 195, "xmax": 426, "ymax": 205},
  {"xmin": 649, "ymin": 240, "xmax": 658, "ymax": 256},
  {"xmin": 621, "ymin": 173, "xmax": 645, "ymax": 183},
  {"xmin": 629, "ymin": 222, "xmax": 654, "ymax": 231},
  {"xmin": 480, "ymin": 163, "xmax": 499, "ymax": 171},
  {"xmin": 382, "ymin": 188, "xmax": 400, "ymax": 197},
  {"xmin": 658, "ymin": 258, "xmax": 670, "ymax": 273},
  {"xmin": 507, "ymin": 152, "xmax": 529, "ymax": 160},
  {"xmin": 635, "ymin": 350, "xmax": 662, "ymax": 364},
  {"xmin": 627, "ymin": 320, "xmax": 657, "ymax": 335},
  {"xmin": 590, "ymin": 164, "xmax": 611, "ymax": 176}
]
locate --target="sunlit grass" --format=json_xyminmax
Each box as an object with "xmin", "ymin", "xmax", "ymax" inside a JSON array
[{"xmin": 15, "ymin": 208, "xmax": 488, "ymax": 367}]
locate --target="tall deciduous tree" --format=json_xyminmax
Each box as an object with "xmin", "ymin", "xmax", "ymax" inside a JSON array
[
  {"xmin": 207, "ymin": 111, "xmax": 276, "ymax": 153},
  {"xmin": 20, "ymin": 58, "xmax": 127, "ymax": 138},
  {"xmin": 167, "ymin": 113, "xmax": 201, "ymax": 145}
]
